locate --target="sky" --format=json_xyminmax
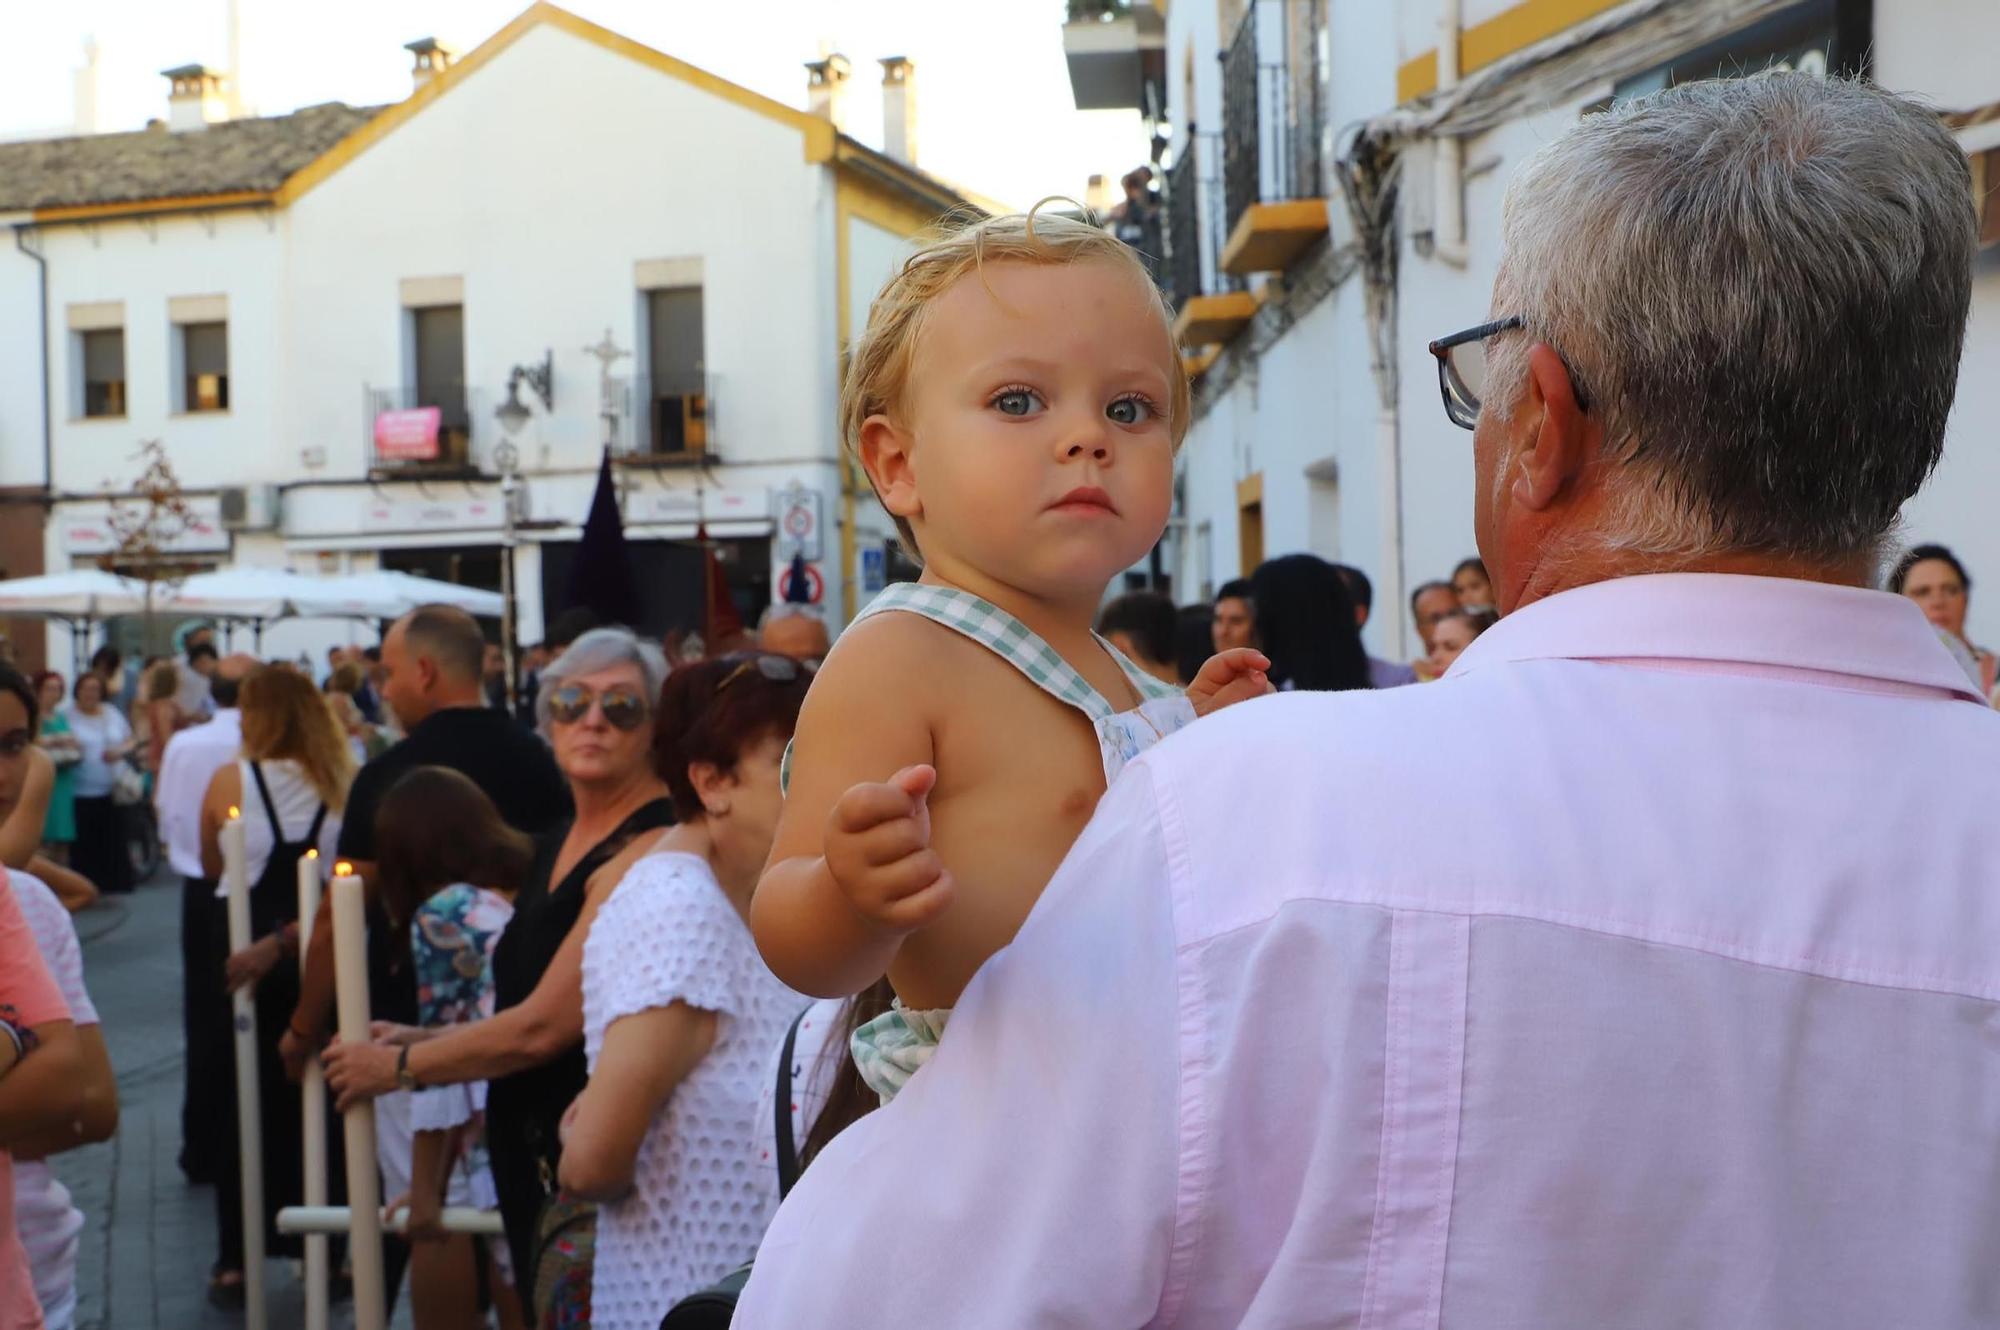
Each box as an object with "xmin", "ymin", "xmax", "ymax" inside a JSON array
[{"xmin": 2, "ymin": 0, "xmax": 1151, "ymax": 211}]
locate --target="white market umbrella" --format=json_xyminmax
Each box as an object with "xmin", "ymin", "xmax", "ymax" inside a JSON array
[
  {"xmin": 321, "ymin": 571, "xmax": 504, "ymax": 619},
  {"xmin": 0, "ymin": 570, "xmax": 148, "ymax": 619},
  {"xmin": 165, "ymin": 567, "xmax": 339, "ymax": 621}
]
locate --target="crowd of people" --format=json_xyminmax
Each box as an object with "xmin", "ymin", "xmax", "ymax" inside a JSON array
[{"xmin": 0, "ymin": 71, "xmax": 1997, "ymax": 1330}]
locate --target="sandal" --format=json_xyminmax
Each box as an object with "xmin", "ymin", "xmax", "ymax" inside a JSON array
[{"xmin": 207, "ymin": 1265, "xmax": 246, "ymax": 1310}]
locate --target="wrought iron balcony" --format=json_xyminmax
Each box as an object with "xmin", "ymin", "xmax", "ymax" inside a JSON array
[
  {"xmin": 365, "ymin": 384, "xmax": 488, "ymax": 478},
  {"xmin": 1220, "ymin": 0, "xmax": 1331, "ymax": 276},
  {"xmin": 609, "ymin": 373, "xmax": 717, "ymax": 465}
]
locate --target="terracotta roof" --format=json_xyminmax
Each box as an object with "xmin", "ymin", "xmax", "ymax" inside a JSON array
[{"xmin": 0, "ymin": 102, "xmax": 387, "ymax": 213}]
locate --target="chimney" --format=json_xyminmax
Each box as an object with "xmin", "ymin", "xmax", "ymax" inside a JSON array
[
  {"xmin": 879, "ymin": 56, "xmax": 917, "ymax": 165},
  {"xmin": 1085, "ymin": 174, "xmax": 1115, "ymax": 220},
  {"xmin": 805, "ymin": 53, "xmax": 852, "ymax": 133},
  {"xmin": 161, "ymin": 64, "xmax": 228, "ymax": 133},
  {"xmin": 73, "ymin": 38, "xmax": 100, "ymax": 135},
  {"xmin": 405, "ymin": 37, "xmax": 459, "ymax": 93}
]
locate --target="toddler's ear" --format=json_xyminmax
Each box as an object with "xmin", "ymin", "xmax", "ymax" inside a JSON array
[{"xmin": 859, "ymin": 413, "xmax": 923, "ymax": 521}]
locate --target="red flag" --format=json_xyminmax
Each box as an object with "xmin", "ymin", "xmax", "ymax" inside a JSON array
[{"xmin": 699, "ymin": 522, "xmax": 744, "ymax": 652}]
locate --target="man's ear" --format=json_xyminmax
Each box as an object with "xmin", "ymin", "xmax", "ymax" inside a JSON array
[
  {"xmin": 1512, "ymin": 343, "xmax": 1596, "ymax": 512},
  {"xmin": 859, "ymin": 414, "xmax": 922, "ymax": 523}
]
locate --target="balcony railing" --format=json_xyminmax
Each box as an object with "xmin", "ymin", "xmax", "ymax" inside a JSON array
[
  {"xmin": 1221, "ymin": 0, "xmax": 1327, "ymax": 236},
  {"xmin": 1165, "ymin": 147, "xmax": 1202, "ymax": 312},
  {"xmin": 609, "ymin": 373, "xmax": 717, "ymax": 464},
  {"xmin": 366, "ymin": 384, "xmax": 489, "ymax": 478},
  {"xmin": 1164, "ymin": 132, "xmax": 1242, "ymax": 310}
]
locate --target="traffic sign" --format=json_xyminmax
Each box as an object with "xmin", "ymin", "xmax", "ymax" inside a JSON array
[{"xmin": 780, "ymin": 561, "xmax": 825, "ymax": 605}]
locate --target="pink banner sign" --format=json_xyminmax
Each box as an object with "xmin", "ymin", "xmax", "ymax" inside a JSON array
[{"xmin": 374, "ymin": 406, "xmax": 442, "ymax": 461}]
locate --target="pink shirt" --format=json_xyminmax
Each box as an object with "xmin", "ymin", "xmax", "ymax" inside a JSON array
[
  {"xmin": 736, "ymin": 574, "xmax": 2000, "ymax": 1329},
  {"xmin": 0, "ymin": 869, "xmax": 70, "ymax": 1330}
]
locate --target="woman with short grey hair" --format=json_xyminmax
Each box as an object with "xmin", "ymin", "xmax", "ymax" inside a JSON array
[
  {"xmin": 326, "ymin": 623, "xmax": 679, "ymax": 1307},
  {"xmin": 535, "ymin": 627, "xmax": 669, "ymax": 737}
]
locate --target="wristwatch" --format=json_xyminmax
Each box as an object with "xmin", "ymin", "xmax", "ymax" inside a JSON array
[{"xmin": 395, "ymin": 1044, "xmax": 418, "ymax": 1092}]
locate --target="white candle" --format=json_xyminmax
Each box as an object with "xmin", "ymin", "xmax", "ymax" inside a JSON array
[
  {"xmin": 331, "ymin": 865, "xmax": 385, "ymax": 1330},
  {"xmin": 221, "ymin": 808, "xmax": 268, "ymax": 1330},
  {"xmin": 296, "ymin": 848, "xmax": 329, "ymax": 1330}
]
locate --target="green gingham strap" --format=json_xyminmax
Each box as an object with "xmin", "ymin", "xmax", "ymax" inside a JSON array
[{"xmin": 856, "ymin": 583, "xmax": 1173, "ymax": 722}]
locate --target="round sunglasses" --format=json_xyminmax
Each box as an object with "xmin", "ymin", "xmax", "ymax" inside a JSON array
[{"xmin": 546, "ymin": 682, "xmax": 651, "ymax": 731}]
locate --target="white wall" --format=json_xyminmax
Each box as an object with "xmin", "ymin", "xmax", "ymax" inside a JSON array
[
  {"xmin": 0, "ymin": 232, "xmax": 45, "ymax": 492},
  {"xmin": 40, "ymin": 210, "xmax": 283, "ymax": 495},
  {"xmin": 1876, "ymin": 0, "xmax": 2000, "ymax": 644},
  {"xmin": 284, "ymin": 22, "xmax": 833, "ymax": 485}
]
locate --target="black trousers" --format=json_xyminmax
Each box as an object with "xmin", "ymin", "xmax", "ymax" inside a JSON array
[
  {"xmin": 71, "ymin": 794, "xmax": 132, "ymax": 895},
  {"xmin": 180, "ymin": 877, "xmax": 230, "ymax": 1183}
]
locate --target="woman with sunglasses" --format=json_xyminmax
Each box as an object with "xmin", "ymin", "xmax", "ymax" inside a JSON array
[
  {"xmin": 558, "ymin": 652, "xmax": 810, "ymax": 1329},
  {"xmin": 325, "ymin": 627, "xmax": 677, "ymax": 1303}
]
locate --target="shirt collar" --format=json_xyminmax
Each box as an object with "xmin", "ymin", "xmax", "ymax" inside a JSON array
[{"xmin": 1449, "ymin": 573, "xmax": 1986, "ymax": 703}]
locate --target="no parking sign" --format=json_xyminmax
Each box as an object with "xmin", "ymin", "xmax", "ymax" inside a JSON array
[{"xmin": 774, "ymin": 484, "xmax": 823, "ymax": 562}]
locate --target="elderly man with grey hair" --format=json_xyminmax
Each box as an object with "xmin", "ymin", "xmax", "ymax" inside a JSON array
[{"xmin": 738, "ymin": 76, "xmax": 1999, "ymax": 1329}]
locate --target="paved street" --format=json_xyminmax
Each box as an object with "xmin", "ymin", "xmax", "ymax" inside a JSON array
[{"xmin": 61, "ymin": 870, "xmax": 407, "ymax": 1330}]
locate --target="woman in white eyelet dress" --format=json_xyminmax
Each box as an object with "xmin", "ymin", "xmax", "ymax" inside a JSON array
[{"xmin": 557, "ymin": 658, "xmax": 809, "ymax": 1330}]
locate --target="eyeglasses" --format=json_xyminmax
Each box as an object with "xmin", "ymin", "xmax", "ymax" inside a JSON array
[
  {"xmin": 546, "ymin": 683, "xmax": 651, "ymax": 731},
  {"xmin": 1427, "ymin": 315, "xmax": 1524, "ymax": 430},
  {"xmin": 0, "ymin": 731, "xmax": 32, "ymax": 758},
  {"xmin": 715, "ymin": 653, "xmax": 817, "ymax": 694}
]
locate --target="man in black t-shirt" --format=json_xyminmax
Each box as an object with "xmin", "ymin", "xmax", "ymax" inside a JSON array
[
  {"xmin": 278, "ymin": 605, "xmax": 569, "ymax": 1321},
  {"xmin": 281, "ymin": 605, "xmax": 570, "ymax": 1067}
]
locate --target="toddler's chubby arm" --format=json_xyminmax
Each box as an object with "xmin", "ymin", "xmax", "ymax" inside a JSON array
[
  {"xmin": 751, "ymin": 617, "xmax": 952, "ymax": 1000},
  {"xmin": 1186, "ymin": 647, "xmax": 1273, "ymax": 717}
]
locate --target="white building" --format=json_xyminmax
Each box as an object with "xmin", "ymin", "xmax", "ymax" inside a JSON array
[
  {"xmin": 1068, "ymin": 0, "xmax": 2000, "ymax": 661},
  {"xmin": 0, "ymin": 3, "xmax": 978, "ymax": 675}
]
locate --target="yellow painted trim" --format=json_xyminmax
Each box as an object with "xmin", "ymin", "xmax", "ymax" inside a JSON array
[
  {"xmin": 836, "ymin": 182, "xmax": 858, "ymax": 623},
  {"xmin": 840, "ymin": 176, "xmax": 950, "ymax": 241},
  {"xmin": 1171, "ymin": 290, "xmax": 1258, "ymax": 348},
  {"xmin": 1181, "ymin": 347, "xmax": 1220, "ymax": 379},
  {"xmin": 1397, "ymin": 0, "xmax": 1627, "ymax": 102},
  {"xmin": 278, "ymin": 1, "xmax": 826, "ymax": 206},
  {"xmin": 1236, "ymin": 472, "xmax": 1264, "ymax": 509},
  {"xmin": 1220, "ymin": 198, "xmax": 1331, "ymax": 276},
  {"xmin": 33, "ymin": 190, "xmax": 270, "ymax": 223}
]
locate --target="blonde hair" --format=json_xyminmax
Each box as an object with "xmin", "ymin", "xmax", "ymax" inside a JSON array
[
  {"xmin": 239, "ymin": 665, "xmax": 355, "ymax": 813},
  {"xmin": 839, "ymin": 203, "xmax": 1190, "ymax": 553},
  {"xmin": 143, "ymin": 660, "xmax": 180, "ymax": 703}
]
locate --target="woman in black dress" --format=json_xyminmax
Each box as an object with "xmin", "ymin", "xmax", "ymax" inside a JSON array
[{"xmin": 325, "ymin": 628, "xmax": 676, "ymax": 1298}]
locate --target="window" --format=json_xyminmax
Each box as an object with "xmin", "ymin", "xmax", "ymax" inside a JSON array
[
  {"xmin": 645, "ymin": 286, "xmax": 707, "ymax": 455},
  {"xmin": 413, "ymin": 305, "xmax": 466, "ymax": 423},
  {"xmin": 181, "ymin": 321, "xmax": 228, "ymax": 412},
  {"xmin": 82, "ymin": 329, "xmax": 125, "ymax": 418}
]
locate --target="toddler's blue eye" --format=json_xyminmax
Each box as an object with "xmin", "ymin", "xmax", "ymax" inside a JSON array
[
  {"xmin": 1107, "ymin": 397, "xmax": 1153, "ymax": 425},
  {"xmin": 994, "ymin": 390, "xmax": 1040, "ymax": 416}
]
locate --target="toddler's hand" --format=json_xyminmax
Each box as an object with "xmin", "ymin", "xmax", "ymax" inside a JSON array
[
  {"xmin": 824, "ymin": 765, "xmax": 955, "ymax": 935},
  {"xmin": 1187, "ymin": 648, "xmax": 1273, "ymax": 717}
]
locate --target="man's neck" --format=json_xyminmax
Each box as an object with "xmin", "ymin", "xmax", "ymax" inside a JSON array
[
  {"xmin": 1508, "ymin": 547, "xmax": 1871, "ymax": 614},
  {"xmin": 408, "ymin": 691, "xmax": 486, "ymax": 727}
]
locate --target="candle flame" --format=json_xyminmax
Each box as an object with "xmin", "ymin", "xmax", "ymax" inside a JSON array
[
  {"xmin": 306, "ymin": 848, "xmax": 319, "ymax": 860},
  {"xmin": 334, "ymin": 861, "xmax": 354, "ymax": 877},
  {"xmin": 227, "ymin": 805, "xmax": 241, "ymax": 820}
]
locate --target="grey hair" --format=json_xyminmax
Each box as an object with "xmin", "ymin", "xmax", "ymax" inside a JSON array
[
  {"xmin": 1488, "ymin": 74, "xmax": 1976, "ymax": 567},
  {"xmin": 534, "ymin": 626, "xmax": 668, "ymax": 737}
]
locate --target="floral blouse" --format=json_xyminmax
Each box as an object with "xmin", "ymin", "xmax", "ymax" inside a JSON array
[{"xmin": 409, "ymin": 883, "xmax": 514, "ymax": 1134}]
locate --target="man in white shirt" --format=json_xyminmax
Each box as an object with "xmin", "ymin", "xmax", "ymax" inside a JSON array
[
  {"xmin": 738, "ymin": 77, "xmax": 1999, "ymax": 1328},
  {"xmin": 154, "ymin": 653, "xmax": 251, "ymax": 1185}
]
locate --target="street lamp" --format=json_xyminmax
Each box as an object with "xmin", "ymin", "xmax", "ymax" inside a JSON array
[{"xmin": 493, "ymin": 406, "xmax": 529, "ymax": 716}]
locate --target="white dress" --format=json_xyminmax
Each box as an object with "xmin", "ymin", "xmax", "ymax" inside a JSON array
[{"xmin": 580, "ymin": 852, "xmax": 806, "ymax": 1330}]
